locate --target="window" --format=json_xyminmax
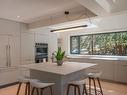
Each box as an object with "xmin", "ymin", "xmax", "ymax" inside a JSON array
[
  {"xmin": 80, "ymin": 35, "xmax": 92, "ymax": 55},
  {"xmin": 70, "ymin": 36, "xmax": 80, "ymax": 54},
  {"xmin": 70, "ymin": 31, "xmax": 127, "ymax": 56}
]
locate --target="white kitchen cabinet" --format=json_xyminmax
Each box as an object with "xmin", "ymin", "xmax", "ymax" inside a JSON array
[
  {"xmin": 0, "ymin": 35, "xmax": 20, "ymax": 67},
  {"xmin": 98, "ymin": 60, "xmax": 115, "ymax": 81},
  {"xmin": 67, "ymin": 58, "xmax": 115, "ymax": 81},
  {"xmin": 0, "ymin": 20, "xmax": 23, "ymax": 86},
  {"xmin": 35, "ymin": 33, "xmax": 48, "ymax": 43},
  {"xmin": 115, "ymin": 61, "xmax": 127, "ymax": 83},
  {"xmin": 0, "ymin": 35, "xmax": 9, "ymax": 68},
  {"xmin": 21, "ymin": 32, "xmax": 35, "ymax": 65},
  {"xmin": 0, "ymin": 35, "xmax": 20, "ymax": 86},
  {"xmin": 0, "ymin": 19, "xmax": 20, "ymax": 35},
  {"xmin": 9, "ymin": 35, "xmax": 20, "ymax": 67},
  {"xmin": 0, "ymin": 67, "xmax": 18, "ymax": 86}
]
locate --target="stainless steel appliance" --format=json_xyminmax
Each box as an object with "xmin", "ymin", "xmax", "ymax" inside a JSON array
[{"xmin": 35, "ymin": 43, "xmax": 48, "ymax": 63}]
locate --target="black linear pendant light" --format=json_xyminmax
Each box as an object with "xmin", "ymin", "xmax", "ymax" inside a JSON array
[
  {"xmin": 50, "ymin": 25, "xmax": 88, "ymax": 32},
  {"xmin": 50, "ymin": 9, "xmax": 92, "ymax": 33}
]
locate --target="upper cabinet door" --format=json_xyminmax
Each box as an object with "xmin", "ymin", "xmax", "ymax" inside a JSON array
[
  {"xmin": 0, "ymin": 19, "xmax": 20, "ymax": 36},
  {"xmin": 0, "ymin": 35, "xmax": 9, "ymax": 68},
  {"xmin": 21, "ymin": 32, "xmax": 35, "ymax": 65},
  {"xmin": 35, "ymin": 34, "xmax": 48, "ymax": 43}
]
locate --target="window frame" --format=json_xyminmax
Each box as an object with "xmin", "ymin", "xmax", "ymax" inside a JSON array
[{"xmin": 70, "ymin": 31, "xmax": 127, "ymax": 56}]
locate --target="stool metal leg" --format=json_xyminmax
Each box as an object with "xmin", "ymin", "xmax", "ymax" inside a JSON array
[
  {"xmin": 74, "ymin": 86, "xmax": 77, "ymax": 95},
  {"xmin": 41, "ymin": 88, "xmax": 43, "ymax": 95},
  {"xmin": 89, "ymin": 77, "xmax": 91, "ymax": 95},
  {"xmin": 92, "ymin": 78, "xmax": 97, "ymax": 95},
  {"xmin": 49, "ymin": 86, "xmax": 53, "ymax": 95},
  {"xmin": 31, "ymin": 87, "xmax": 35, "ymax": 95},
  {"xmin": 16, "ymin": 82, "xmax": 22, "ymax": 95},
  {"xmin": 27, "ymin": 83, "xmax": 30, "ymax": 95},
  {"xmin": 36, "ymin": 88, "xmax": 39, "ymax": 95},
  {"xmin": 67, "ymin": 84, "xmax": 83, "ymax": 95},
  {"xmin": 67, "ymin": 84, "xmax": 71, "ymax": 95},
  {"xmin": 97, "ymin": 78, "xmax": 103, "ymax": 95},
  {"xmin": 77, "ymin": 86, "xmax": 81, "ymax": 95},
  {"xmin": 83, "ymin": 84, "xmax": 88, "ymax": 95},
  {"xmin": 25, "ymin": 83, "xmax": 28, "ymax": 95}
]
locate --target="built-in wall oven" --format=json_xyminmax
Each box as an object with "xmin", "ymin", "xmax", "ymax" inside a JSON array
[{"xmin": 35, "ymin": 43, "xmax": 48, "ymax": 63}]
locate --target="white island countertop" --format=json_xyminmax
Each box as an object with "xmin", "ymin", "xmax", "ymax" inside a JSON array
[{"xmin": 21, "ymin": 62, "xmax": 96, "ymax": 75}]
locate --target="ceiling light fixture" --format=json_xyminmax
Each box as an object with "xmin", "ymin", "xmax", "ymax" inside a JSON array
[
  {"xmin": 113, "ymin": 0, "xmax": 116, "ymax": 3},
  {"xmin": 17, "ymin": 16, "xmax": 20, "ymax": 18},
  {"xmin": 50, "ymin": 9, "xmax": 92, "ymax": 33},
  {"xmin": 51, "ymin": 25, "xmax": 88, "ymax": 32}
]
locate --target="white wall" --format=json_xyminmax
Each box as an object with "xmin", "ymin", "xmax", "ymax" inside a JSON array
[{"xmin": 59, "ymin": 12, "xmax": 127, "ymax": 55}]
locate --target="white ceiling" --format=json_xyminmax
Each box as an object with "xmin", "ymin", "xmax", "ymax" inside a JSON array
[
  {"xmin": 106, "ymin": 0, "xmax": 127, "ymax": 13},
  {"xmin": 0, "ymin": 0, "xmax": 127, "ymax": 24},
  {"xmin": 94, "ymin": 0, "xmax": 127, "ymax": 13},
  {"xmin": 0, "ymin": 0, "xmax": 83, "ymax": 23},
  {"xmin": 75, "ymin": 0, "xmax": 127, "ymax": 15}
]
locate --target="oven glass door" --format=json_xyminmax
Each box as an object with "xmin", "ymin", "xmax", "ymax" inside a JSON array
[{"xmin": 36, "ymin": 47, "xmax": 48, "ymax": 58}]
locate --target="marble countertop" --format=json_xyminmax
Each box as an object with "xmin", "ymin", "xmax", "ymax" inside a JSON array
[
  {"xmin": 21, "ymin": 62, "xmax": 96, "ymax": 75},
  {"xmin": 67, "ymin": 55, "xmax": 127, "ymax": 61}
]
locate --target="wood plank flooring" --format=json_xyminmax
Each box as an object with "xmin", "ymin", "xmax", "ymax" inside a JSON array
[{"xmin": 0, "ymin": 80, "xmax": 127, "ymax": 95}]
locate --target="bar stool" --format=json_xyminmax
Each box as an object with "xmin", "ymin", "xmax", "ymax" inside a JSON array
[
  {"xmin": 16, "ymin": 77, "xmax": 39, "ymax": 95},
  {"xmin": 30, "ymin": 80, "xmax": 55, "ymax": 95},
  {"xmin": 67, "ymin": 79, "xmax": 88, "ymax": 95},
  {"xmin": 88, "ymin": 72, "xmax": 103, "ymax": 95},
  {"xmin": 16, "ymin": 77, "xmax": 30, "ymax": 95}
]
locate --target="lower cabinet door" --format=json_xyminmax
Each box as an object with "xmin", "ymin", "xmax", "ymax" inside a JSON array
[
  {"xmin": 0, "ymin": 68, "xmax": 18, "ymax": 86},
  {"xmin": 115, "ymin": 63, "xmax": 127, "ymax": 83},
  {"xmin": 99, "ymin": 62, "xmax": 115, "ymax": 81}
]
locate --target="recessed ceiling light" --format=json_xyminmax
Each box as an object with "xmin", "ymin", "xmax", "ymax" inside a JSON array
[
  {"xmin": 113, "ymin": 0, "xmax": 116, "ymax": 3},
  {"xmin": 17, "ymin": 16, "xmax": 20, "ymax": 18}
]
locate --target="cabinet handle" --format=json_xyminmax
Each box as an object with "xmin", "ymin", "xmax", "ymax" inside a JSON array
[
  {"xmin": 6, "ymin": 45, "xmax": 8, "ymax": 67},
  {"xmin": 8, "ymin": 45, "xmax": 11, "ymax": 67}
]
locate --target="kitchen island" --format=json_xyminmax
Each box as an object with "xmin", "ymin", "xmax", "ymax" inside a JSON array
[{"xmin": 22, "ymin": 62, "xmax": 96, "ymax": 95}]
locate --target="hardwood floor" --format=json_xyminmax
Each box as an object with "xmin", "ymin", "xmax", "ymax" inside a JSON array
[
  {"xmin": 0, "ymin": 80, "xmax": 127, "ymax": 95},
  {"xmin": 0, "ymin": 84, "xmax": 25, "ymax": 95},
  {"xmin": 99, "ymin": 81, "xmax": 127, "ymax": 95}
]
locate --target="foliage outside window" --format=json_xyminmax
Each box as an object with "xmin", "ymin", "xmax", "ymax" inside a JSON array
[{"xmin": 70, "ymin": 31, "xmax": 127, "ymax": 56}]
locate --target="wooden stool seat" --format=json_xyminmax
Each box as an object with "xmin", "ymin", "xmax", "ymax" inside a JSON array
[
  {"xmin": 18, "ymin": 77, "xmax": 30, "ymax": 83},
  {"xmin": 30, "ymin": 80, "xmax": 55, "ymax": 95},
  {"xmin": 67, "ymin": 79, "xmax": 88, "ymax": 95},
  {"xmin": 30, "ymin": 81, "xmax": 54, "ymax": 88},
  {"xmin": 88, "ymin": 72, "xmax": 102, "ymax": 78},
  {"xmin": 16, "ymin": 77, "xmax": 39, "ymax": 95},
  {"xmin": 69, "ymin": 79, "xmax": 86, "ymax": 85}
]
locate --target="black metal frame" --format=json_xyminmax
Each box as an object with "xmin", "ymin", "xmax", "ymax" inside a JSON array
[{"xmin": 70, "ymin": 31, "xmax": 127, "ymax": 55}]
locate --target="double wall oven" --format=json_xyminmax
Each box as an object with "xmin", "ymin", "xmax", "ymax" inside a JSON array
[{"xmin": 35, "ymin": 43, "xmax": 48, "ymax": 63}]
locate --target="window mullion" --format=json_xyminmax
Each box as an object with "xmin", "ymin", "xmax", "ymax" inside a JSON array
[{"xmin": 78, "ymin": 36, "xmax": 80, "ymax": 54}]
